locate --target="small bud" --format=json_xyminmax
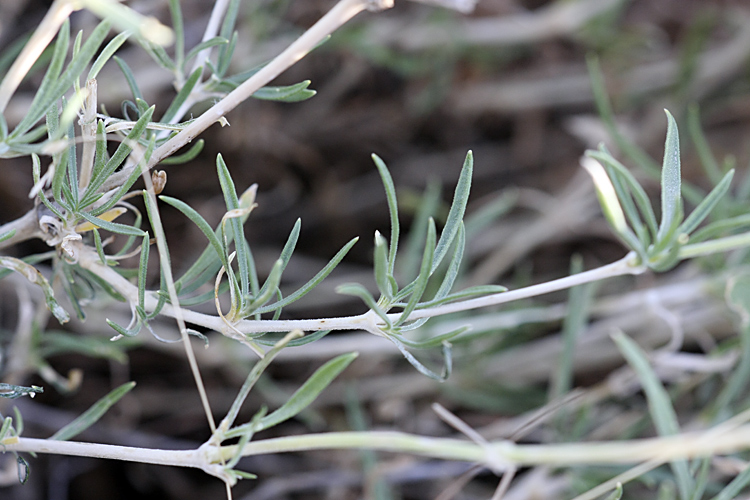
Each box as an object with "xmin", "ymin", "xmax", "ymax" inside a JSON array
[{"xmin": 152, "ymin": 170, "xmax": 167, "ymax": 194}]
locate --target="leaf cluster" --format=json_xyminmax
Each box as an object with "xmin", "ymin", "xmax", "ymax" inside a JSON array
[
  {"xmin": 584, "ymin": 110, "xmax": 734, "ymax": 272},
  {"xmin": 337, "ymin": 152, "xmax": 506, "ymax": 380}
]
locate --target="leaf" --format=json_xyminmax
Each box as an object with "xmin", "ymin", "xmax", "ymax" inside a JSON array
[
  {"xmin": 656, "ymin": 110, "xmax": 683, "ymax": 244},
  {"xmin": 0, "ymin": 383, "xmax": 43, "ymax": 399},
  {"xmin": 168, "ymin": 0, "xmax": 184, "ymax": 68},
  {"xmin": 0, "ymin": 229, "xmax": 15, "ymax": 243},
  {"xmin": 77, "ymin": 211, "xmax": 146, "ymax": 237},
  {"xmin": 396, "ymin": 218, "xmax": 436, "ymax": 327},
  {"xmin": 679, "ymin": 169, "xmax": 734, "ymax": 237},
  {"xmin": 16, "ymin": 455, "xmax": 30, "ymax": 485},
  {"xmin": 243, "ymin": 259, "xmax": 284, "ymax": 315},
  {"xmin": 432, "ymin": 151, "xmax": 472, "ymax": 274},
  {"xmin": 589, "ymin": 147, "xmax": 657, "ymax": 244},
  {"xmin": 114, "ymin": 56, "xmax": 143, "ymax": 101},
  {"xmin": 184, "ymin": 37, "xmax": 229, "ymax": 67},
  {"xmin": 51, "ymin": 382, "xmax": 136, "ymax": 441},
  {"xmin": 373, "ymin": 231, "xmax": 392, "ymax": 300},
  {"xmin": 710, "ymin": 463, "xmax": 750, "ymax": 500},
  {"xmin": 581, "ymin": 156, "xmax": 645, "ymax": 258},
  {"xmin": 391, "ymin": 335, "xmax": 452, "ymax": 381},
  {"xmin": 612, "ymin": 332, "xmax": 693, "ymax": 500},
  {"xmin": 217, "ymin": 154, "xmax": 251, "ymax": 297},
  {"xmin": 161, "ymin": 66, "xmax": 202, "ymax": 123},
  {"xmin": 256, "ymin": 237, "xmax": 358, "ymax": 314},
  {"xmin": 81, "ymin": 105, "xmax": 155, "ymax": 206},
  {"xmin": 258, "ymin": 353, "xmax": 358, "ymax": 431},
  {"xmin": 88, "ymin": 29, "xmax": 131, "ymax": 80},
  {"xmin": 10, "ymin": 20, "xmax": 69, "ymax": 139},
  {"xmin": 372, "ymin": 154, "xmax": 400, "ymax": 275},
  {"xmin": 89, "ymin": 136, "xmax": 156, "ymax": 217},
  {"xmin": 159, "ymin": 139, "xmax": 204, "ymax": 165},
  {"xmin": 252, "ymin": 81, "xmax": 316, "ymax": 102},
  {"xmin": 13, "ymin": 21, "xmax": 110, "ymax": 139},
  {"xmin": 0, "ymin": 257, "xmax": 69, "ymax": 323},
  {"xmin": 160, "ymin": 195, "xmax": 228, "ymax": 268}
]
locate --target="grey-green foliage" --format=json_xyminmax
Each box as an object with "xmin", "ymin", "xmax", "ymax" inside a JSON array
[
  {"xmin": 162, "ymin": 154, "xmax": 359, "ymax": 327},
  {"xmin": 337, "ymin": 152, "xmax": 505, "ymax": 380},
  {"xmin": 586, "ymin": 110, "xmax": 734, "ymax": 271}
]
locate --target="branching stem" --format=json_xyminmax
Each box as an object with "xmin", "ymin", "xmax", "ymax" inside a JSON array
[{"xmin": 147, "ymin": 0, "xmax": 392, "ymax": 169}]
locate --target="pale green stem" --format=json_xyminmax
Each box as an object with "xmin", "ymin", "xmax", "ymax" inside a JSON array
[
  {"xmin": 77, "ymin": 250, "xmax": 643, "ymax": 340},
  {"xmin": 10, "ymin": 420, "xmax": 750, "ymax": 474},
  {"xmin": 404, "ymin": 251, "xmax": 644, "ymax": 321},
  {"xmin": 140, "ymin": 174, "xmax": 217, "ymax": 433}
]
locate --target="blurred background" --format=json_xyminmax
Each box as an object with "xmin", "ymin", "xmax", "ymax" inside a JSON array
[{"xmin": 2, "ymin": 0, "xmax": 750, "ymax": 498}]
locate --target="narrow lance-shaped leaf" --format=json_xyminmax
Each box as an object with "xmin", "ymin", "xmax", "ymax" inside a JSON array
[
  {"xmin": 252, "ymin": 80, "xmax": 316, "ymax": 102},
  {"xmin": 184, "ymin": 37, "xmax": 228, "ymax": 68},
  {"xmin": 256, "ymin": 352, "xmax": 358, "ymax": 431},
  {"xmin": 9, "ymin": 20, "xmax": 69, "ymax": 140},
  {"xmin": 373, "ymin": 231, "xmax": 392, "ymax": 300},
  {"xmin": 431, "ymin": 221, "xmax": 465, "ymax": 302},
  {"xmin": 160, "ymin": 195, "xmax": 228, "ymax": 269},
  {"xmin": 581, "ymin": 156, "xmax": 645, "ymax": 259},
  {"xmin": 13, "ymin": 22, "xmax": 110, "ymax": 139},
  {"xmin": 82, "ymin": 105, "xmax": 155, "ymax": 205},
  {"xmin": 243, "ymin": 259, "xmax": 284, "ymax": 315},
  {"xmin": 656, "ymin": 110, "xmax": 683, "ymax": 243},
  {"xmin": 114, "ymin": 56, "xmax": 143, "ymax": 101},
  {"xmin": 160, "ymin": 139, "xmax": 204, "ymax": 165},
  {"xmin": 255, "ymin": 237, "xmax": 359, "ymax": 314},
  {"xmin": 161, "ymin": 66, "xmax": 202, "ymax": 123},
  {"xmin": 432, "ymin": 150, "xmax": 473, "ymax": 274},
  {"xmin": 587, "ymin": 148, "xmax": 658, "ymax": 241},
  {"xmin": 396, "ymin": 218, "xmax": 436, "ymax": 327},
  {"xmin": 269, "ymin": 219, "xmax": 301, "ymax": 284},
  {"xmin": 51, "ymin": 382, "xmax": 136, "ymax": 441},
  {"xmin": 678, "ymin": 169, "xmax": 734, "ymax": 237},
  {"xmin": 217, "ymin": 0, "xmax": 243, "ymax": 77},
  {"xmin": 89, "ymin": 136, "xmax": 156, "ymax": 216},
  {"xmin": 168, "ymin": 0, "xmax": 184, "ymax": 69},
  {"xmin": 220, "ymin": 331, "xmax": 302, "ymax": 432},
  {"xmin": 88, "ymin": 29, "xmax": 131, "ymax": 80},
  {"xmin": 77, "ymin": 211, "xmax": 146, "ymax": 237},
  {"xmin": 217, "ymin": 154, "xmax": 251, "ymax": 297},
  {"xmin": 372, "ymin": 154, "xmax": 400, "ymax": 274},
  {"xmin": 137, "ymin": 234, "xmax": 150, "ymax": 309},
  {"xmin": 0, "ymin": 257, "xmax": 69, "ymax": 323},
  {"xmin": 0, "ymin": 383, "xmax": 43, "ymax": 399},
  {"xmin": 612, "ymin": 332, "xmax": 693, "ymax": 500}
]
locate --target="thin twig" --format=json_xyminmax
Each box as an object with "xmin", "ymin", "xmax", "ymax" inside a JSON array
[{"xmin": 146, "ymin": 0, "xmax": 394, "ymax": 170}]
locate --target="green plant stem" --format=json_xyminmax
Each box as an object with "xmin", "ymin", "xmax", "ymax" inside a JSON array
[
  {"xmin": 147, "ymin": 0, "xmax": 394, "ymax": 169},
  {"xmin": 78, "ymin": 248, "xmax": 644, "ymax": 342},
  {"xmin": 9, "ymin": 418, "xmax": 750, "ymax": 475}
]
